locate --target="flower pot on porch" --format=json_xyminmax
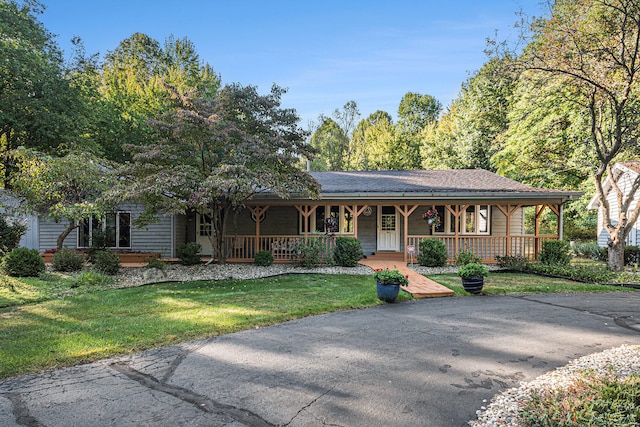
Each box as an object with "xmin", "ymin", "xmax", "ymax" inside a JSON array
[
  {"xmin": 461, "ymin": 277, "xmax": 484, "ymax": 295},
  {"xmin": 376, "ymin": 282, "xmax": 400, "ymax": 303}
]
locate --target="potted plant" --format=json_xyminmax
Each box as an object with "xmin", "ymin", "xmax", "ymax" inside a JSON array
[
  {"xmin": 422, "ymin": 209, "xmax": 440, "ymax": 227},
  {"xmin": 457, "ymin": 262, "xmax": 488, "ymax": 295},
  {"xmin": 374, "ymin": 268, "xmax": 409, "ymax": 303}
]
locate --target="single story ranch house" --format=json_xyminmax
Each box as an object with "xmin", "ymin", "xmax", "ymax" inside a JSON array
[{"xmin": 35, "ymin": 169, "xmax": 582, "ymax": 264}]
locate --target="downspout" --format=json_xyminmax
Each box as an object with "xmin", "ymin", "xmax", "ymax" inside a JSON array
[
  {"xmin": 170, "ymin": 214, "xmax": 175, "ymax": 258},
  {"xmin": 558, "ymin": 204, "xmax": 564, "ymax": 241}
]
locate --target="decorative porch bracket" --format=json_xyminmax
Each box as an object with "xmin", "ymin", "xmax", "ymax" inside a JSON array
[
  {"xmin": 495, "ymin": 204, "xmax": 522, "ymax": 256},
  {"xmin": 247, "ymin": 206, "xmax": 269, "ymax": 255},
  {"xmin": 394, "ymin": 204, "xmax": 419, "ymax": 262},
  {"xmin": 294, "ymin": 205, "xmax": 318, "ymax": 238}
]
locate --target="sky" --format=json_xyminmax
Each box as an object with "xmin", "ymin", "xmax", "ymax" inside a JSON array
[{"xmin": 39, "ymin": 0, "xmax": 549, "ymax": 127}]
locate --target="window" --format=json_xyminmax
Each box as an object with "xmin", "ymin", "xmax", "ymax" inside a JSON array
[
  {"xmin": 432, "ymin": 205, "xmax": 490, "ymax": 235},
  {"xmin": 78, "ymin": 212, "xmax": 131, "ymax": 248},
  {"xmin": 300, "ymin": 205, "xmax": 355, "ymax": 234},
  {"xmin": 199, "ymin": 214, "xmax": 212, "ymax": 237}
]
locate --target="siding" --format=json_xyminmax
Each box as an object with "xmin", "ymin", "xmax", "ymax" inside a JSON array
[
  {"xmin": 596, "ymin": 168, "xmax": 640, "ymax": 248},
  {"xmin": 38, "ymin": 203, "xmax": 175, "ymax": 257}
]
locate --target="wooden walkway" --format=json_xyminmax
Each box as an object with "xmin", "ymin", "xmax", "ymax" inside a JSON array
[{"xmin": 359, "ymin": 255, "xmax": 454, "ymax": 299}]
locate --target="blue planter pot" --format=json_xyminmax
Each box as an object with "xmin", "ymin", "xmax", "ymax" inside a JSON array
[{"xmin": 376, "ymin": 282, "xmax": 400, "ymax": 303}]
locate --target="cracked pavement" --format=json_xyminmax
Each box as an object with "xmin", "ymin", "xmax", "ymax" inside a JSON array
[{"xmin": 1, "ymin": 292, "xmax": 639, "ymax": 427}]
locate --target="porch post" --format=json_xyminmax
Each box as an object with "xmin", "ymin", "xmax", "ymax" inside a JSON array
[
  {"xmin": 248, "ymin": 206, "xmax": 269, "ymax": 256},
  {"xmin": 394, "ymin": 204, "xmax": 419, "ymax": 262},
  {"xmin": 495, "ymin": 205, "xmax": 521, "ymax": 258},
  {"xmin": 294, "ymin": 205, "xmax": 317, "ymax": 239},
  {"xmin": 445, "ymin": 205, "xmax": 464, "ymax": 258},
  {"xmin": 558, "ymin": 204, "xmax": 564, "ymax": 240}
]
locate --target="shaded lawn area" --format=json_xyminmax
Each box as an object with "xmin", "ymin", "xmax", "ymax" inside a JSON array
[
  {"xmin": 0, "ymin": 274, "xmax": 410, "ymax": 379},
  {"xmin": 428, "ymin": 271, "xmax": 638, "ymax": 296}
]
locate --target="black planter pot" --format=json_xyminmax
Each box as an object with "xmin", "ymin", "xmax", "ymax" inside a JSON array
[
  {"xmin": 461, "ymin": 276, "xmax": 484, "ymax": 295},
  {"xmin": 376, "ymin": 282, "xmax": 400, "ymax": 303}
]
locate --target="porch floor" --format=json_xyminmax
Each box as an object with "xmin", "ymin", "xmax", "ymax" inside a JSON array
[{"xmin": 359, "ymin": 258, "xmax": 454, "ymax": 299}]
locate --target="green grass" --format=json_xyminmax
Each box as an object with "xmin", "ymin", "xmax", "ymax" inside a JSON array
[
  {"xmin": 0, "ymin": 274, "xmax": 410, "ymax": 379},
  {"xmin": 428, "ymin": 271, "xmax": 636, "ymax": 296}
]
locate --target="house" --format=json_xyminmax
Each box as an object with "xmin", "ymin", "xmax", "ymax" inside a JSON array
[
  {"xmin": 587, "ymin": 161, "xmax": 640, "ymax": 247},
  {"xmin": 32, "ymin": 169, "xmax": 581, "ymax": 263}
]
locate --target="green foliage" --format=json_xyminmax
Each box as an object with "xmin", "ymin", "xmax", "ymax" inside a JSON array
[
  {"xmin": 333, "ymin": 237, "xmax": 364, "ymax": 267},
  {"xmin": 495, "ymin": 255, "xmax": 529, "ymax": 270},
  {"xmin": 177, "ymin": 242, "xmax": 202, "ymax": 265},
  {"xmin": 373, "ymin": 268, "xmax": 409, "ymax": 286},
  {"xmin": 145, "ymin": 256, "xmax": 166, "ymax": 270},
  {"xmin": 417, "ymin": 239, "xmax": 448, "ymax": 267},
  {"xmin": 0, "ymin": 215, "xmax": 26, "ymax": 256},
  {"xmin": 51, "ymin": 248, "xmax": 86, "ymax": 272},
  {"xmin": 572, "ymin": 242, "xmax": 606, "ymax": 261},
  {"xmin": 539, "ymin": 240, "xmax": 572, "ymax": 266},
  {"xmin": 92, "ymin": 250, "xmax": 120, "ymax": 275},
  {"xmin": 518, "ymin": 373, "xmax": 640, "ymax": 427},
  {"xmin": 73, "ymin": 270, "xmax": 114, "ymax": 287},
  {"xmin": 309, "ymin": 117, "xmax": 349, "ymax": 171},
  {"xmin": 457, "ymin": 262, "xmax": 488, "ymax": 279},
  {"xmin": 254, "ymin": 250, "xmax": 274, "ymax": 267},
  {"xmin": 292, "ymin": 238, "xmax": 328, "ymax": 268},
  {"xmin": 624, "ymin": 245, "xmax": 640, "ymax": 265},
  {"xmin": 2, "ymin": 248, "xmax": 45, "ymax": 277},
  {"xmin": 455, "ymin": 248, "xmax": 481, "ymax": 266}
]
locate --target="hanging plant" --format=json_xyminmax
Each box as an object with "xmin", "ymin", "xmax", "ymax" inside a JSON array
[{"xmin": 422, "ymin": 209, "xmax": 440, "ymax": 227}]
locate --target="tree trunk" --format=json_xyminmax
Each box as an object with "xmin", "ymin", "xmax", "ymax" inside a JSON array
[
  {"xmin": 57, "ymin": 221, "xmax": 78, "ymax": 250},
  {"xmin": 607, "ymin": 239, "xmax": 625, "ymax": 272}
]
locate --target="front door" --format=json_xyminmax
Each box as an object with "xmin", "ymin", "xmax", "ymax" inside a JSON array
[{"xmin": 377, "ymin": 206, "xmax": 400, "ymax": 251}]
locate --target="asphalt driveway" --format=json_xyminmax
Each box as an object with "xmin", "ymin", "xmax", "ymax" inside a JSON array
[{"xmin": 1, "ymin": 292, "xmax": 639, "ymax": 427}]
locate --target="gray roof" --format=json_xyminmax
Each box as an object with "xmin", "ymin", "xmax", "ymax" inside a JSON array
[{"xmin": 311, "ymin": 170, "xmax": 569, "ymax": 194}]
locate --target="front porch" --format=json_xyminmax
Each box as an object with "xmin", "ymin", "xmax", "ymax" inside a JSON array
[{"xmin": 214, "ymin": 202, "xmax": 564, "ymax": 263}]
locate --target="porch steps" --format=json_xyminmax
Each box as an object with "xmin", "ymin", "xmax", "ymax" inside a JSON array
[
  {"xmin": 359, "ymin": 258, "xmax": 454, "ymax": 299},
  {"xmin": 365, "ymin": 252, "xmax": 406, "ymax": 261}
]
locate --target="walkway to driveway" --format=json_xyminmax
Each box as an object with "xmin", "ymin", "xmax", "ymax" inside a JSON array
[
  {"xmin": 359, "ymin": 258, "xmax": 455, "ymax": 298},
  {"xmin": 1, "ymin": 293, "xmax": 637, "ymax": 427}
]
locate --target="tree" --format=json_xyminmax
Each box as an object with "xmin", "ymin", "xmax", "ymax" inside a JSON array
[
  {"xmin": 517, "ymin": 0, "xmax": 640, "ymax": 270},
  {"xmin": 309, "ymin": 118, "xmax": 348, "ymax": 171},
  {"xmin": 0, "ymin": 0, "xmax": 90, "ymax": 183},
  {"xmin": 115, "ymin": 84, "xmax": 319, "ymax": 263},
  {"xmin": 11, "ymin": 148, "xmax": 115, "ymax": 250},
  {"xmin": 397, "ymin": 92, "xmax": 441, "ymax": 134}
]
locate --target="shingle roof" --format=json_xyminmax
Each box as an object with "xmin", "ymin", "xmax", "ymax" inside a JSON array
[
  {"xmin": 620, "ymin": 161, "xmax": 640, "ymax": 174},
  {"xmin": 310, "ymin": 170, "xmax": 557, "ymax": 194}
]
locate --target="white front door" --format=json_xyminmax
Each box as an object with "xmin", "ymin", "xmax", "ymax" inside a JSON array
[
  {"xmin": 196, "ymin": 213, "xmax": 213, "ymax": 255},
  {"xmin": 377, "ymin": 206, "xmax": 400, "ymax": 251}
]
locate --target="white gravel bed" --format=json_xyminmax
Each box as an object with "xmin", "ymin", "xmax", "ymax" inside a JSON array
[
  {"xmin": 469, "ymin": 344, "xmax": 640, "ymax": 426},
  {"xmin": 409, "ymin": 264, "xmax": 503, "ymax": 275},
  {"xmin": 114, "ymin": 263, "xmax": 375, "ymax": 288}
]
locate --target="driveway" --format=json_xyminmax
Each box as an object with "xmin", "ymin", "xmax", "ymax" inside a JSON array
[{"xmin": 1, "ymin": 292, "xmax": 639, "ymax": 427}]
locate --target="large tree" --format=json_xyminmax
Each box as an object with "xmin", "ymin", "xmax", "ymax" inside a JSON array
[
  {"xmin": 518, "ymin": 0, "xmax": 640, "ymax": 270},
  {"xmin": 397, "ymin": 92, "xmax": 441, "ymax": 134},
  {"xmin": 11, "ymin": 148, "xmax": 115, "ymax": 250},
  {"xmin": 115, "ymin": 83, "xmax": 319, "ymax": 263},
  {"xmin": 309, "ymin": 118, "xmax": 348, "ymax": 171},
  {"xmin": 0, "ymin": 0, "xmax": 90, "ymax": 183}
]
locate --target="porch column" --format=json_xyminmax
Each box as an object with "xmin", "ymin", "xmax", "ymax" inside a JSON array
[
  {"xmin": 248, "ymin": 206, "xmax": 269, "ymax": 255},
  {"xmin": 535, "ymin": 205, "xmax": 545, "ymax": 260},
  {"xmin": 294, "ymin": 205, "xmax": 317, "ymax": 239},
  {"xmin": 446, "ymin": 205, "xmax": 464, "ymax": 257},
  {"xmin": 558, "ymin": 204, "xmax": 564, "ymax": 240},
  {"xmin": 394, "ymin": 204, "xmax": 419, "ymax": 262},
  {"xmin": 495, "ymin": 205, "xmax": 521, "ymax": 257}
]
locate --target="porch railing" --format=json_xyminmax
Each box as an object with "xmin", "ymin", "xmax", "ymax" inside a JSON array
[
  {"xmin": 407, "ymin": 235, "xmax": 558, "ymax": 263},
  {"xmin": 224, "ymin": 235, "xmax": 336, "ymax": 262}
]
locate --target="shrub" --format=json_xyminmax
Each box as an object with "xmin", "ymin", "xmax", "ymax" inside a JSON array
[
  {"xmin": 539, "ymin": 240, "xmax": 572, "ymax": 266},
  {"xmin": 51, "ymin": 248, "xmax": 86, "ymax": 272},
  {"xmin": 455, "ymin": 248, "xmax": 481, "ymax": 266},
  {"xmin": 177, "ymin": 242, "xmax": 202, "ymax": 265},
  {"xmin": 333, "ymin": 237, "xmax": 364, "ymax": 267},
  {"xmin": 495, "ymin": 255, "xmax": 529, "ymax": 270},
  {"xmin": 145, "ymin": 256, "xmax": 166, "ymax": 270},
  {"xmin": 0, "ymin": 215, "xmax": 26, "ymax": 256},
  {"xmin": 573, "ymin": 242, "xmax": 606, "ymax": 261},
  {"xmin": 2, "ymin": 247, "xmax": 45, "ymax": 277},
  {"xmin": 457, "ymin": 262, "xmax": 489, "ymax": 279},
  {"xmin": 624, "ymin": 245, "xmax": 640, "ymax": 265},
  {"xmin": 417, "ymin": 239, "xmax": 447, "ymax": 267},
  {"xmin": 73, "ymin": 270, "xmax": 114, "ymax": 287},
  {"xmin": 292, "ymin": 238, "xmax": 327, "ymax": 267},
  {"xmin": 254, "ymin": 250, "xmax": 274, "ymax": 266},
  {"xmin": 92, "ymin": 250, "xmax": 120, "ymax": 275}
]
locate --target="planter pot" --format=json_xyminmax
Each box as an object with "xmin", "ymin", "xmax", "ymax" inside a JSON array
[
  {"xmin": 461, "ymin": 276, "xmax": 484, "ymax": 295},
  {"xmin": 376, "ymin": 282, "xmax": 400, "ymax": 303}
]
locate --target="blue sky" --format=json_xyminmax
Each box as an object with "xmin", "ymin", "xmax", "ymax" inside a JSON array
[{"xmin": 40, "ymin": 0, "xmax": 548, "ymax": 127}]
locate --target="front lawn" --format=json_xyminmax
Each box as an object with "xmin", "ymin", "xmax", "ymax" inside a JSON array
[
  {"xmin": 0, "ymin": 274, "xmax": 409, "ymax": 379},
  {"xmin": 428, "ymin": 271, "xmax": 637, "ymax": 296}
]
